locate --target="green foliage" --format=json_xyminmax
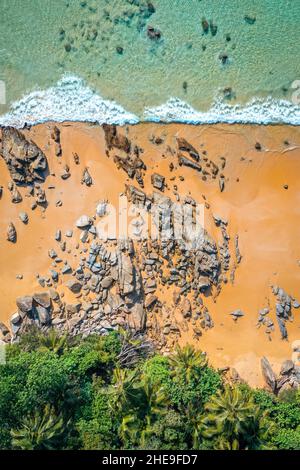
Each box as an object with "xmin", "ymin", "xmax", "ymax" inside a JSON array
[
  {"xmin": 0, "ymin": 335, "xmax": 299, "ymax": 450},
  {"xmin": 200, "ymin": 385, "xmax": 274, "ymax": 450},
  {"xmin": 11, "ymin": 405, "xmax": 65, "ymax": 450}
]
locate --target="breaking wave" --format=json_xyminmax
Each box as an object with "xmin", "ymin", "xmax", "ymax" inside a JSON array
[
  {"xmin": 143, "ymin": 97, "xmax": 300, "ymax": 126},
  {"xmin": 0, "ymin": 75, "xmax": 139, "ymax": 128},
  {"xmin": 0, "ymin": 75, "xmax": 300, "ymax": 127}
]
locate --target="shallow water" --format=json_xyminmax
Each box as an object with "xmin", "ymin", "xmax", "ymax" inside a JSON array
[{"xmin": 0, "ymin": 0, "xmax": 300, "ymax": 120}]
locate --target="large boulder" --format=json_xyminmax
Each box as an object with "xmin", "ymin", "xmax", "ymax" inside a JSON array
[
  {"xmin": 16, "ymin": 295, "xmax": 33, "ymax": 314},
  {"xmin": 261, "ymin": 356, "xmax": 277, "ymax": 392},
  {"xmin": 127, "ymin": 303, "xmax": 146, "ymax": 331},
  {"xmin": 1, "ymin": 127, "xmax": 48, "ymax": 185},
  {"xmin": 33, "ymin": 292, "xmax": 51, "ymax": 309}
]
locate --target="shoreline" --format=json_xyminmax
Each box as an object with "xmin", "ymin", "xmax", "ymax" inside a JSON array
[{"xmin": 1, "ymin": 76, "xmax": 300, "ymax": 128}]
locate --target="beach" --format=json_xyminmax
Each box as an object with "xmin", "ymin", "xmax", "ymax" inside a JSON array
[{"xmin": 1, "ymin": 121, "xmax": 300, "ymax": 387}]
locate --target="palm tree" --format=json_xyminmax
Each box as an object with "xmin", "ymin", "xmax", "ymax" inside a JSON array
[
  {"xmin": 37, "ymin": 329, "xmax": 69, "ymax": 355},
  {"xmin": 200, "ymin": 386, "xmax": 273, "ymax": 450},
  {"xmin": 110, "ymin": 367, "xmax": 139, "ymax": 412},
  {"xmin": 11, "ymin": 405, "xmax": 65, "ymax": 450},
  {"xmin": 169, "ymin": 344, "xmax": 207, "ymax": 383}
]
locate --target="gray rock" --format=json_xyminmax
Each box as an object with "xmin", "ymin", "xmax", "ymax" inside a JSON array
[
  {"xmin": 11, "ymin": 188, "xmax": 22, "ymax": 203},
  {"xmin": 76, "ymin": 215, "xmax": 92, "ymax": 229},
  {"xmin": 101, "ymin": 276, "xmax": 113, "ymax": 289},
  {"xmin": 280, "ymin": 360, "xmax": 294, "ymax": 376},
  {"xmin": 36, "ymin": 305, "xmax": 51, "ymax": 325},
  {"xmin": 50, "ymin": 270, "xmax": 59, "ymax": 282},
  {"xmin": 7, "ymin": 223, "xmax": 17, "ymax": 243},
  {"xmin": 81, "ymin": 168, "xmax": 93, "ymax": 186},
  {"xmin": 10, "ymin": 312, "xmax": 21, "ymax": 325},
  {"xmin": 230, "ymin": 309, "xmax": 244, "ymax": 319},
  {"xmin": 127, "ymin": 303, "xmax": 146, "ymax": 331},
  {"xmin": 66, "ymin": 279, "xmax": 82, "ymax": 293},
  {"xmin": 19, "ymin": 212, "xmax": 29, "ymax": 224},
  {"xmin": 33, "ymin": 292, "xmax": 51, "ymax": 309},
  {"xmin": 261, "ymin": 356, "xmax": 277, "ymax": 392},
  {"xmin": 96, "ymin": 201, "xmax": 107, "ymax": 217},
  {"xmin": 16, "ymin": 295, "xmax": 33, "ymax": 313}
]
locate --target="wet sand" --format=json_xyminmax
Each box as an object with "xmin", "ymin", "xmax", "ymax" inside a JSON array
[{"xmin": 1, "ymin": 122, "xmax": 300, "ymax": 387}]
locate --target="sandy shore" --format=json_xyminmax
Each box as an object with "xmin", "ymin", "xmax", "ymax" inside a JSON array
[{"xmin": 1, "ymin": 121, "xmax": 300, "ymax": 387}]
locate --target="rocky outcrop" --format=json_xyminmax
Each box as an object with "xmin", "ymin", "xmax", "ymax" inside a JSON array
[
  {"xmin": 1, "ymin": 127, "xmax": 48, "ymax": 185},
  {"xmin": 261, "ymin": 356, "xmax": 300, "ymax": 395}
]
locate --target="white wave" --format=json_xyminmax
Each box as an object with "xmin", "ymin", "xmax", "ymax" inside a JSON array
[
  {"xmin": 1, "ymin": 77, "xmax": 300, "ymax": 127},
  {"xmin": 0, "ymin": 75, "xmax": 139, "ymax": 128},
  {"xmin": 144, "ymin": 97, "xmax": 300, "ymax": 125}
]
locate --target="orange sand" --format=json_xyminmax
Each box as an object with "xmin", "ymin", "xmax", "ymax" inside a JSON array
[{"xmin": 1, "ymin": 122, "xmax": 300, "ymax": 387}]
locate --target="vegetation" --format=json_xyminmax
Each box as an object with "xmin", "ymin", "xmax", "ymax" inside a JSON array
[{"xmin": 0, "ymin": 328, "xmax": 299, "ymax": 450}]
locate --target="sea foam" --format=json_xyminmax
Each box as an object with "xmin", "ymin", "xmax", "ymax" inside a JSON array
[
  {"xmin": 0, "ymin": 75, "xmax": 300, "ymax": 128},
  {"xmin": 0, "ymin": 75, "xmax": 139, "ymax": 128},
  {"xmin": 144, "ymin": 97, "xmax": 300, "ymax": 126}
]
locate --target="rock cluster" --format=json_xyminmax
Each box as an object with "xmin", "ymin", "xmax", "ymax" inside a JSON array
[
  {"xmin": 261, "ymin": 356, "xmax": 300, "ymax": 395},
  {"xmin": 1, "ymin": 127, "xmax": 48, "ymax": 185}
]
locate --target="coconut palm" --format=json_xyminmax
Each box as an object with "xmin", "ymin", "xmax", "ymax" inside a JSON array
[
  {"xmin": 11, "ymin": 405, "xmax": 65, "ymax": 450},
  {"xmin": 110, "ymin": 367, "xmax": 139, "ymax": 412},
  {"xmin": 169, "ymin": 344, "xmax": 207, "ymax": 382},
  {"xmin": 200, "ymin": 386, "xmax": 273, "ymax": 450},
  {"xmin": 37, "ymin": 329, "xmax": 69, "ymax": 355}
]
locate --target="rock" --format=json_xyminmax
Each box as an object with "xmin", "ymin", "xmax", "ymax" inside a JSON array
[
  {"xmin": 66, "ymin": 279, "xmax": 82, "ymax": 294},
  {"xmin": 118, "ymin": 252, "xmax": 134, "ymax": 295},
  {"xmin": 48, "ymin": 249, "xmax": 57, "ymax": 259},
  {"xmin": 128, "ymin": 303, "xmax": 146, "ymax": 331},
  {"xmin": 19, "ymin": 212, "xmax": 29, "ymax": 224},
  {"xmin": 33, "ymin": 292, "xmax": 51, "ymax": 309},
  {"xmin": 81, "ymin": 168, "xmax": 93, "ymax": 186},
  {"xmin": 10, "ymin": 312, "xmax": 21, "ymax": 324},
  {"xmin": 0, "ymin": 322, "xmax": 10, "ymax": 336},
  {"xmin": 177, "ymin": 137, "xmax": 199, "ymax": 161},
  {"xmin": 219, "ymin": 53, "xmax": 229, "ymax": 65},
  {"xmin": 7, "ymin": 223, "xmax": 17, "ymax": 243},
  {"xmin": 96, "ymin": 200, "xmax": 107, "ymax": 217},
  {"xmin": 201, "ymin": 17, "xmax": 209, "ymax": 34},
  {"xmin": 181, "ymin": 298, "xmax": 191, "ymax": 318},
  {"xmin": 35, "ymin": 187, "xmax": 47, "ymax": 205},
  {"xmin": 261, "ymin": 356, "xmax": 277, "ymax": 392},
  {"xmin": 103, "ymin": 124, "xmax": 131, "ymax": 153},
  {"xmin": 76, "ymin": 215, "xmax": 92, "ymax": 228},
  {"xmin": 198, "ymin": 276, "xmax": 211, "ymax": 291},
  {"xmin": 178, "ymin": 154, "xmax": 202, "ymax": 172},
  {"xmin": 51, "ymin": 125, "xmax": 60, "ymax": 143},
  {"xmin": 280, "ymin": 360, "xmax": 294, "ymax": 376},
  {"xmin": 49, "ymin": 288, "xmax": 60, "ymax": 302},
  {"xmin": 36, "ymin": 305, "xmax": 51, "ymax": 325},
  {"xmin": 16, "ymin": 295, "xmax": 33, "ymax": 313},
  {"xmin": 101, "ymin": 276, "xmax": 114, "ymax": 289},
  {"xmin": 50, "ymin": 270, "xmax": 59, "ymax": 282},
  {"xmin": 80, "ymin": 230, "xmax": 89, "ymax": 243},
  {"xmin": 244, "ymin": 14, "xmax": 256, "ymax": 25},
  {"xmin": 230, "ymin": 309, "xmax": 244, "ymax": 319},
  {"xmin": 62, "ymin": 264, "xmax": 72, "ymax": 274},
  {"xmin": 219, "ymin": 176, "xmax": 225, "ymax": 192},
  {"xmin": 1, "ymin": 127, "xmax": 48, "ymax": 185},
  {"xmin": 144, "ymin": 294, "xmax": 157, "ymax": 309},
  {"xmin": 147, "ymin": 25, "xmax": 161, "ymax": 40},
  {"xmin": 55, "ymin": 230, "xmax": 61, "ymax": 241},
  {"xmin": 11, "ymin": 188, "xmax": 22, "ymax": 203},
  {"xmin": 151, "ymin": 173, "xmax": 165, "ymax": 191}
]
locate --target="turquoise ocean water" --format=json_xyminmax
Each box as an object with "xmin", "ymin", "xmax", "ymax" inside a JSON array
[{"xmin": 0, "ymin": 0, "xmax": 300, "ymax": 125}]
